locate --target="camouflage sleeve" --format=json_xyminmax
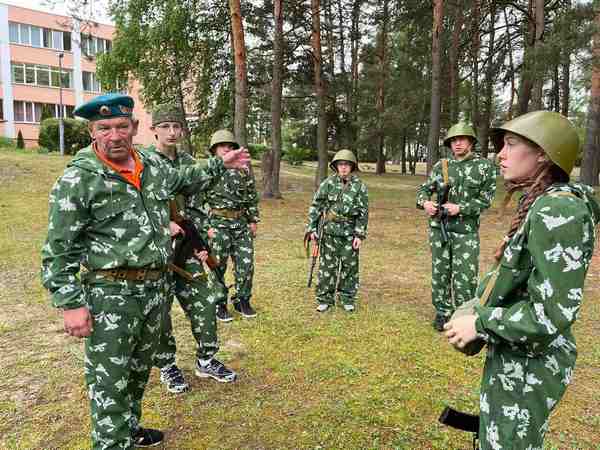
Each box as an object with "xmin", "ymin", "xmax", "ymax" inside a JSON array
[
  {"xmin": 167, "ymin": 156, "xmax": 225, "ymax": 196},
  {"xmin": 41, "ymin": 168, "xmax": 90, "ymax": 310},
  {"xmin": 475, "ymin": 197, "xmax": 590, "ymax": 350},
  {"xmin": 354, "ymin": 183, "xmax": 369, "ymax": 239},
  {"xmin": 306, "ymin": 178, "xmax": 330, "ymax": 233},
  {"xmin": 245, "ymin": 171, "xmax": 260, "ymax": 223},
  {"xmin": 184, "ymin": 192, "xmax": 210, "ymax": 237},
  {"xmin": 416, "ymin": 162, "xmax": 440, "ymax": 209},
  {"xmin": 458, "ymin": 161, "xmax": 497, "ymax": 217}
]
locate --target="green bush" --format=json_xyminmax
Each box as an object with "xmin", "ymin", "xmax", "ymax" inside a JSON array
[
  {"xmin": 16, "ymin": 130, "xmax": 25, "ymax": 149},
  {"xmin": 247, "ymin": 143, "xmax": 268, "ymax": 159},
  {"xmin": 38, "ymin": 118, "xmax": 91, "ymax": 154},
  {"xmin": 283, "ymin": 147, "xmax": 311, "ymax": 166},
  {"xmin": 0, "ymin": 136, "xmax": 15, "ymax": 148}
]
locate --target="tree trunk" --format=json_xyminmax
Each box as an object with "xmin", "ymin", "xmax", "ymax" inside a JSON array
[
  {"xmin": 229, "ymin": 0, "xmax": 248, "ymax": 147},
  {"xmin": 401, "ymin": 131, "xmax": 407, "ymax": 175},
  {"xmin": 530, "ymin": 0, "xmax": 545, "ymax": 110},
  {"xmin": 263, "ymin": 0, "xmax": 283, "ymax": 199},
  {"xmin": 581, "ymin": 10, "xmax": 600, "ymax": 186},
  {"xmin": 174, "ymin": 69, "xmax": 193, "ymax": 155},
  {"xmin": 517, "ymin": 0, "xmax": 535, "ymax": 115},
  {"xmin": 470, "ymin": 0, "xmax": 481, "ymax": 133},
  {"xmin": 504, "ymin": 6, "xmax": 516, "ymax": 119},
  {"xmin": 375, "ymin": 0, "xmax": 389, "ymax": 175},
  {"xmin": 312, "ymin": 0, "xmax": 328, "ymax": 188},
  {"xmin": 480, "ymin": 0, "xmax": 496, "ymax": 158},
  {"xmin": 449, "ymin": 0, "xmax": 465, "ymax": 124},
  {"xmin": 427, "ymin": 0, "xmax": 444, "ymax": 174},
  {"xmin": 551, "ymin": 63, "xmax": 560, "ymax": 112},
  {"xmin": 560, "ymin": 54, "xmax": 570, "ymax": 116},
  {"xmin": 348, "ymin": 0, "xmax": 361, "ymax": 149}
]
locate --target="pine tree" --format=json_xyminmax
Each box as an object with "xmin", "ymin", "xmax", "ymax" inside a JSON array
[{"xmin": 16, "ymin": 130, "xmax": 25, "ymax": 149}]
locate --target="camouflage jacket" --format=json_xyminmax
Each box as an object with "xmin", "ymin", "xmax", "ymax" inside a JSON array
[
  {"xmin": 474, "ymin": 183, "xmax": 600, "ymax": 358},
  {"xmin": 146, "ymin": 145, "xmax": 209, "ymax": 232},
  {"xmin": 416, "ymin": 154, "xmax": 497, "ymax": 234},
  {"xmin": 190, "ymin": 168, "xmax": 259, "ymax": 230},
  {"xmin": 41, "ymin": 146, "xmax": 225, "ymax": 310},
  {"xmin": 307, "ymin": 174, "xmax": 369, "ymax": 239}
]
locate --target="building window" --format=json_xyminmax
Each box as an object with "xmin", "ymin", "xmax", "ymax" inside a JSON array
[
  {"xmin": 9, "ymin": 21, "xmax": 71, "ymax": 51},
  {"xmin": 9, "ymin": 22, "xmax": 19, "ymax": 43},
  {"xmin": 13, "ymin": 101, "xmax": 74, "ymax": 123},
  {"xmin": 81, "ymin": 34, "xmax": 111, "ymax": 58},
  {"xmin": 31, "ymin": 26, "xmax": 42, "ymax": 47},
  {"xmin": 82, "ymin": 71, "xmax": 101, "ymax": 92},
  {"xmin": 63, "ymin": 32, "xmax": 72, "ymax": 51},
  {"xmin": 11, "ymin": 63, "xmax": 72, "ymax": 89}
]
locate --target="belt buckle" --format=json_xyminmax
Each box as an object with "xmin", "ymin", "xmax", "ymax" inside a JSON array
[{"xmin": 135, "ymin": 269, "xmax": 147, "ymax": 281}]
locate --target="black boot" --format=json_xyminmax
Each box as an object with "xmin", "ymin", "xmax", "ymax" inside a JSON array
[
  {"xmin": 216, "ymin": 303, "xmax": 233, "ymax": 322},
  {"xmin": 234, "ymin": 298, "xmax": 257, "ymax": 318}
]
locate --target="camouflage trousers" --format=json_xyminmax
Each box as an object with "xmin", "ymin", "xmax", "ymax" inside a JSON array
[
  {"xmin": 83, "ymin": 275, "xmax": 168, "ymax": 450},
  {"xmin": 316, "ymin": 234, "xmax": 359, "ymax": 305},
  {"xmin": 155, "ymin": 258, "xmax": 224, "ymax": 368},
  {"xmin": 430, "ymin": 228, "xmax": 479, "ymax": 317},
  {"xmin": 479, "ymin": 344, "xmax": 574, "ymax": 450},
  {"xmin": 210, "ymin": 225, "xmax": 255, "ymax": 305}
]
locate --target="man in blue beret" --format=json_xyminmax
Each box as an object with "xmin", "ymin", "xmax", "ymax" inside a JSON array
[{"xmin": 41, "ymin": 93, "xmax": 249, "ymax": 449}]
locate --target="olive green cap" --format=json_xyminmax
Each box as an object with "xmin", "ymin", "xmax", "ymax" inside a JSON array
[
  {"xmin": 443, "ymin": 122, "xmax": 478, "ymax": 148},
  {"xmin": 490, "ymin": 110, "xmax": 579, "ymax": 175},
  {"xmin": 330, "ymin": 149, "xmax": 359, "ymax": 172},
  {"xmin": 151, "ymin": 103, "xmax": 184, "ymax": 126},
  {"xmin": 209, "ymin": 129, "xmax": 240, "ymax": 154}
]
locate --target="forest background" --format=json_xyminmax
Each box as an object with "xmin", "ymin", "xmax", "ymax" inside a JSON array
[{"xmin": 88, "ymin": 0, "xmax": 600, "ymax": 194}]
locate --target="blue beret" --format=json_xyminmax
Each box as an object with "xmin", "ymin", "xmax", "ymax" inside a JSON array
[{"xmin": 73, "ymin": 93, "xmax": 135, "ymax": 121}]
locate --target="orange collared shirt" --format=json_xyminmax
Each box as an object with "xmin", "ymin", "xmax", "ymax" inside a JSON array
[{"xmin": 93, "ymin": 143, "xmax": 144, "ymax": 190}]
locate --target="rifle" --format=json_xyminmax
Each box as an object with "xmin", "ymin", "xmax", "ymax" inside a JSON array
[
  {"xmin": 432, "ymin": 183, "xmax": 451, "ymax": 245},
  {"xmin": 305, "ymin": 212, "xmax": 325, "ymax": 288},
  {"xmin": 439, "ymin": 406, "xmax": 479, "ymax": 450},
  {"xmin": 169, "ymin": 200, "xmax": 222, "ymax": 283}
]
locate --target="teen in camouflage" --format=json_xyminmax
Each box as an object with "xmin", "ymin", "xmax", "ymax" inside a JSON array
[
  {"xmin": 306, "ymin": 149, "xmax": 369, "ymax": 312},
  {"xmin": 189, "ymin": 130, "xmax": 260, "ymax": 322},
  {"xmin": 41, "ymin": 94, "xmax": 249, "ymax": 449},
  {"xmin": 417, "ymin": 122, "xmax": 497, "ymax": 331},
  {"xmin": 444, "ymin": 111, "xmax": 600, "ymax": 450},
  {"xmin": 147, "ymin": 104, "xmax": 236, "ymax": 394}
]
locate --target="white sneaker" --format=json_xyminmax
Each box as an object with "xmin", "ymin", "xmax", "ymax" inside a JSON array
[
  {"xmin": 343, "ymin": 304, "xmax": 355, "ymax": 312},
  {"xmin": 316, "ymin": 304, "xmax": 330, "ymax": 312}
]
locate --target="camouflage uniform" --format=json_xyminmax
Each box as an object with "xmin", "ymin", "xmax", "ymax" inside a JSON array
[
  {"xmin": 192, "ymin": 168, "xmax": 260, "ymax": 308},
  {"xmin": 146, "ymin": 145, "xmax": 223, "ymax": 369},
  {"xmin": 41, "ymin": 145, "xmax": 226, "ymax": 450},
  {"xmin": 473, "ymin": 184, "xmax": 599, "ymax": 450},
  {"xmin": 306, "ymin": 174, "xmax": 369, "ymax": 306},
  {"xmin": 416, "ymin": 154, "xmax": 496, "ymax": 318}
]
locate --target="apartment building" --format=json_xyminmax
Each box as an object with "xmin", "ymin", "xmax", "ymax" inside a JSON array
[{"xmin": 0, "ymin": 3, "xmax": 154, "ymax": 147}]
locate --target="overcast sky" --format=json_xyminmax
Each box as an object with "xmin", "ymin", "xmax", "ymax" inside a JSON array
[{"xmin": 4, "ymin": 0, "xmax": 113, "ymax": 24}]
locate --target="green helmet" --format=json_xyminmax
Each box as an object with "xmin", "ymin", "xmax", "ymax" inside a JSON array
[
  {"xmin": 151, "ymin": 103, "xmax": 184, "ymax": 126},
  {"xmin": 490, "ymin": 110, "xmax": 579, "ymax": 175},
  {"xmin": 330, "ymin": 149, "xmax": 359, "ymax": 172},
  {"xmin": 209, "ymin": 129, "xmax": 240, "ymax": 154},
  {"xmin": 443, "ymin": 122, "xmax": 478, "ymax": 148}
]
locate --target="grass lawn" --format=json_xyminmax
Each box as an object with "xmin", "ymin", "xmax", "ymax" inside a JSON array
[{"xmin": 1, "ymin": 148, "xmax": 599, "ymax": 450}]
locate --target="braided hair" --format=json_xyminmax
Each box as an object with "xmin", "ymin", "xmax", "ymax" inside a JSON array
[{"xmin": 494, "ymin": 152, "xmax": 569, "ymax": 262}]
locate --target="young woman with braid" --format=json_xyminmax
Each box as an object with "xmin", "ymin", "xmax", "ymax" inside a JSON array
[{"xmin": 443, "ymin": 111, "xmax": 600, "ymax": 450}]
